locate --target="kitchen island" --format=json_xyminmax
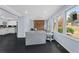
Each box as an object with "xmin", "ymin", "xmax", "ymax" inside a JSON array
[{"xmin": 26, "ymin": 31, "xmax": 46, "ymax": 46}]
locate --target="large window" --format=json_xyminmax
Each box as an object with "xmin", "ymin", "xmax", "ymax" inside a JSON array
[
  {"xmin": 58, "ymin": 16, "xmax": 63, "ymax": 33},
  {"xmin": 53, "ymin": 19, "xmax": 57, "ymax": 32},
  {"xmin": 66, "ymin": 6, "xmax": 79, "ymax": 39}
]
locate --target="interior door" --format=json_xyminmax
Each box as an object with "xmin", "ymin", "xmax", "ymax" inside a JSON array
[{"xmin": 34, "ymin": 20, "xmax": 44, "ymax": 30}]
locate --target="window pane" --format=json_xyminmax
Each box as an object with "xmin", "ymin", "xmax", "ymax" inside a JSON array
[
  {"xmin": 66, "ymin": 6, "xmax": 79, "ymax": 39},
  {"xmin": 58, "ymin": 16, "xmax": 63, "ymax": 33},
  {"xmin": 53, "ymin": 19, "xmax": 57, "ymax": 32}
]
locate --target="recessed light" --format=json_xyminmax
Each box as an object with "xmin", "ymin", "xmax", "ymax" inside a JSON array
[
  {"xmin": 25, "ymin": 11, "xmax": 28, "ymax": 14},
  {"xmin": 44, "ymin": 10, "xmax": 47, "ymax": 14}
]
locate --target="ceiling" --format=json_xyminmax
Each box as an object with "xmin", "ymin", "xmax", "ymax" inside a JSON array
[{"xmin": 8, "ymin": 5, "xmax": 64, "ymax": 20}]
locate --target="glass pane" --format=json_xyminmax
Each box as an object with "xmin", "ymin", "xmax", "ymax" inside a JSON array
[
  {"xmin": 66, "ymin": 6, "xmax": 79, "ymax": 39},
  {"xmin": 53, "ymin": 19, "xmax": 57, "ymax": 32},
  {"xmin": 58, "ymin": 16, "xmax": 63, "ymax": 33}
]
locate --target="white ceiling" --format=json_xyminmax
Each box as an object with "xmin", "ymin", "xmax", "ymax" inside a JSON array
[{"xmin": 8, "ymin": 5, "xmax": 64, "ymax": 20}]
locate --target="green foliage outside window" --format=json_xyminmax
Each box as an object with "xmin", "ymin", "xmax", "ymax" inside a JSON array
[
  {"xmin": 58, "ymin": 27, "xmax": 74, "ymax": 34},
  {"xmin": 58, "ymin": 27, "xmax": 63, "ymax": 33},
  {"xmin": 67, "ymin": 28, "xmax": 74, "ymax": 34}
]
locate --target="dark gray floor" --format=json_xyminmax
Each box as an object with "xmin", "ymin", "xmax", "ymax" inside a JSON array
[{"xmin": 0, "ymin": 34, "xmax": 69, "ymax": 53}]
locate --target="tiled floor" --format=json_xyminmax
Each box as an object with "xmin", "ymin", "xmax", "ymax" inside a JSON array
[{"xmin": 0, "ymin": 34, "xmax": 68, "ymax": 53}]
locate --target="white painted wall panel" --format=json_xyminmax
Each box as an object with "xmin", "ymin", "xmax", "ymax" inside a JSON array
[
  {"xmin": 54, "ymin": 32, "xmax": 79, "ymax": 53},
  {"xmin": 17, "ymin": 16, "xmax": 31, "ymax": 38},
  {"xmin": 24, "ymin": 16, "xmax": 31, "ymax": 32},
  {"xmin": 17, "ymin": 16, "xmax": 25, "ymax": 38}
]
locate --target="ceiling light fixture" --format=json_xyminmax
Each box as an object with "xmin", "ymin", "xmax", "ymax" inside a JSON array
[
  {"xmin": 25, "ymin": 10, "xmax": 28, "ymax": 14},
  {"xmin": 44, "ymin": 10, "xmax": 47, "ymax": 14}
]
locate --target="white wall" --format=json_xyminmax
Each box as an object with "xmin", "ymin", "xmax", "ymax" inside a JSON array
[
  {"xmin": 49, "ymin": 17, "xmax": 54, "ymax": 32},
  {"xmin": 24, "ymin": 16, "xmax": 31, "ymax": 32},
  {"xmin": 31, "ymin": 20, "xmax": 34, "ymax": 28},
  {"xmin": 17, "ymin": 16, "xmax": 25, "ymax": 38},
  {"xmin": 7, "ymin": 20, "xmax": 17, "ymax": 26},
  {"xmin": 0, "ymin": 21, "xmax": 3, "ymax": 25},
  {"xmin": 44, "ymin": 20, "xmax": 48, "ymax": 30}
]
